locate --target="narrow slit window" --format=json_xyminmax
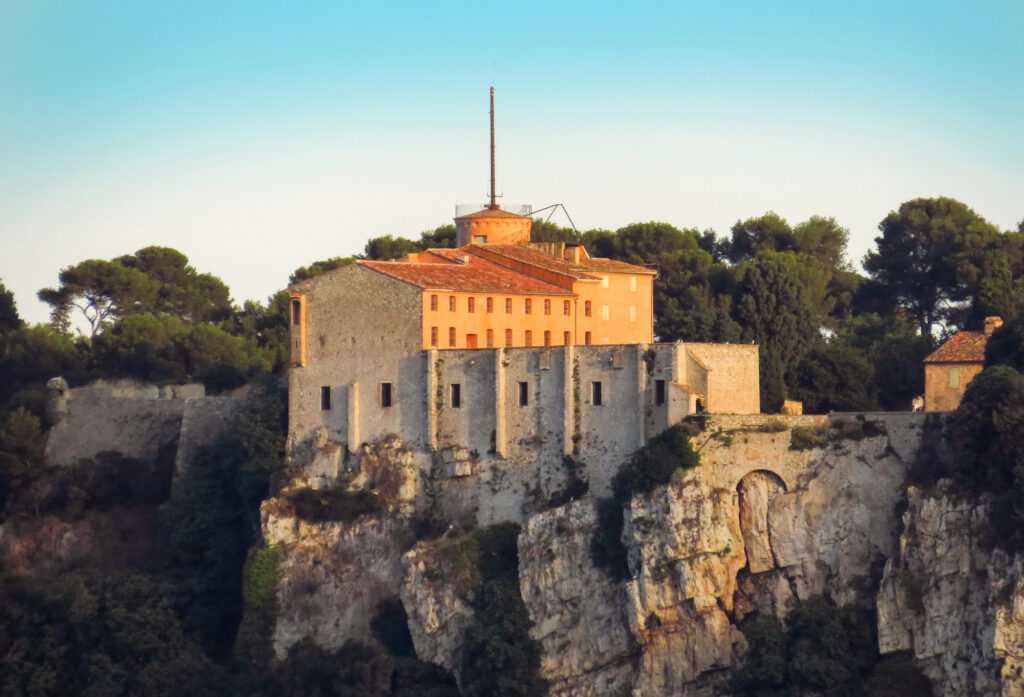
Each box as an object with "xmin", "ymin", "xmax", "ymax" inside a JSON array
[
  {"xmin": 592, "ymin": 381, "xmax": 603, "ymax": 406},
  {"xmin": 655, "ymin": 379, "xmax": 666, "ymax": 405},
  {"xmin": 320, "ymin": 386, "xmax": 331, "ymax": 410},
  {"xmin": 451, "ymin": 383, "xmax": 461, "ymax": 408},
  {"xmin": 380, "ymin": 382, "xmax": 393, "ymax": 408},
  {"xmin": 518, "ymin": 381, "xmax": 529, "ymax": 406},
  {"xmin": 291, "ymin": 299, "xmax": 302, "ymax": 326}
]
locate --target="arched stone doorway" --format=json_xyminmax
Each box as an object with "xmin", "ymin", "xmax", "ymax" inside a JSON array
[{"xmin": 736, "ymin": 470, "xmax": 787, "ymax": 574}]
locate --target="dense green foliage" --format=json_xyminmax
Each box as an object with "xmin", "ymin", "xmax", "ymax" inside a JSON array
[
  {"xmin": 455, "ymin": 522, "xmax": 549, "ymax": 697},
  {"xmin": 733, "ymin": 596, "xmax": 932, "ymax": 697},
  {"xmin": 287, "ymin": 486, "xmax": 384, "ymax": 523},
  {"xmin": 235, "ymin": 544, "xmax": 283, "ymax": 669}
]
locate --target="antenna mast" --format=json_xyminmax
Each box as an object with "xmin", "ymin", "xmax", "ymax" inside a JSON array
[{"xmin": 489, "ymin": 86, "xmax": 497, "ymax": 210}]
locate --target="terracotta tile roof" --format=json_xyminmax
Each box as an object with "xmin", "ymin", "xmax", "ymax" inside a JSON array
[
  {"xmin": 577, "ymin": 257, "xmax": 658, "ymax": 275},
  {"xmin": 454, "ymin": 207, "xmax": 531, "ymax": 220},
  {"xmin": 468, "ymin": 244, "xmax": 597, "ymax": 280},
  {"xmin": 359, "ymin": 257, "xmax": 572, "ymax": 296},
  {"xmin": 923, "ymin": 331, "xmax": 989, "ymax": 363}
]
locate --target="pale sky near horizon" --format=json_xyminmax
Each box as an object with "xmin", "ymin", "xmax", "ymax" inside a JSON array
[{"xmin": 1, "ymin": 1, "xmax": 1022, "ymax": 326}]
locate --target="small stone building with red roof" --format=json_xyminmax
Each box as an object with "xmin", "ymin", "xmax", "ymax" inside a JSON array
[{"xmin": 923, "ymin": 316, "xmax": 1003, "ymax": 411}]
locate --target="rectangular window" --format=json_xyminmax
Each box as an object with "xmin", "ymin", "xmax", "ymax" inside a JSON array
[
  {"xmin": 448, "ymin": 327, "xmax": 456, "ymax": 347},
  {"xmin": 601, "ymin": 275, "xmax": 609, "ymax": 288},
  {"xmin": 380, "ymin": 382, "xmax": 393, "ymax": 408},
  {"xmin": 524, "ymin": 298, "xmax": 532, "ymax": 315},
  {"xmin": 544, "ymin": 299, "xmax": 551, "ymax": 315},
  {"xmin": 518, "ymin": 381, "xmax": 529, "ymax": 406},
  {"xmin": 451, "ymin": 383, "xmax": 461, "ymax": 408},
  {"xmin": 505, "ymin": 298, "xmax": 512, "ymax": 314},
  {"xmin": 474, "ymin": 235, "xmax": 487, "ymax": 243},
  {"xmin": 291, "ymin": 299, "xmax": 302, "ymax": 325},
  {"xmin": 592, "ymin": 381, "xmax": 603, "ymax": 406},
  {"xmin": 449, "ymin": 296, "xmax": 456, "ymax": 311},
  {"xmin": 949, "ymin": 366, "xmax": 960, "ymax": 388},
  {"xmin": 467, "ymin": 297, "xmax": 475, "ymax": 313},
  {"xmin": 601, "ymin": 305, "xmax": 609, "ymax": 321},
  {"xmin": 320, "ymin": 386, "xmax": 331, "ymax": 410},
  {"xmin": 486, "ymin": 329, "xmax": 494, "ymax": 347},
  {"xmin": 563, "ymin": 300, "xmax": 571, "ymax": 315},
  {"xmin": 486, "ymin": 297, "xmax": 494, "ymax": 313},
  {"xmin": 525, "ymin": 330, "xmax": 533, "ymax": 347},
  {"xmin": 655, "ymin": 379, "xmax": 666, "ymax": 405},
  {"xmin": 430, "ymin": 326, "xmax": 438, "ymax": 347},
  {"xmin": 430, "ymin": 294, "xmax": 438, "ymax": 311},
  {"xmin": 543, "ymin": 330, "xmax": 551, "ymax": 346},
  {"xmin": 563, "ymin": 331, "xmax": 571, "ymax": 345},
  {"xmin": 584, "ymin": 301, "xmax": 592, "ymax": 317},
  {"xmin": 505, "ymin": 328, "xmax": 512, "ymax": 346},
  {"xmin": 630, "ymin": 276, "xmax": 637, "ymax": 292},
  {"xmin": 629, "ymin": 306, "xmax": 637, "ymax": 322},
  {"xmin": 585, "ymin": 331, "xmax": 592, "ymax": 345}
]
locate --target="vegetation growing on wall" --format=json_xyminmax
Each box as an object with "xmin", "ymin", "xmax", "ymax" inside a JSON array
[
  {"xmin": 286, "ymin": 486, "xmax": 383, "ymax": 523},
  {"xmin": 733, "ymin": 596, "xmax": 932, "ymax": 697},
  {"xmin": 235, "ymin": 544, "xmax": 283, "ymax": 669}
]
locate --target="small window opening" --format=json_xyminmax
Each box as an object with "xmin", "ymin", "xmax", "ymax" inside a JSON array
[
  {"xmin": 291, "ymin": 299, "xmax": 302, "ymax": 325},
  {"xmin": 505, "ymin": 328, "xmax": 513, "ymax": 347},
  {"xmin": 584, "ymin": 301, "xmax": 592, "ymax": 317},
  {"xmin": 563, "ymin": 300, "xmax": 570, "ymax": 315},
  {"xmin": 474, "ymin": 235, "xmax": 487, "ymax": 243},
  {"xmin": 505, "ymin": 298, "xmax": 512, "ymax": 314},
  {"xmin": 486, "ymin": 329, "xmax": 494, "ymax": 347},
  {"xmin": 592, "ymin": 381, "xmax": 603, "ymax": 406},
  {"xmin": 448, "ymin": 327, "xmax": 456, "ymax": 347},
  {"xmin": 525, "ymin": 330, "xmax": 532, "ymax": 347},
  {"xmin": 380, "ymin": 382, "xmax": 393, "ymax": 408},
  {"xmin": 451, "ymin": 383, "xmax": 461, "ymax": 408},
  {"xmin": 518, "ymin": 381, "xmax": 529, "ymax": 406},
  {"xmin": 585, "ymin": 331, "xmax": 592, "ymax": 345},
  {"xmin": 448, "ymin": 296, "xmax": 456, "ymax": 311},
  {"xmin": 949, "ymin": 366, "xmax": 960, "ymax": 388},
  {"xmin": 320, "ymin": 386, "xmax": 331, "ymax": 410},
  {"xmin": 544, "ymin": 299, "xmax": 551, "ymax": 315},
  {"xmin": 563, "ymin": 331, "xmax": 571, "ymax": 345},
  {"xmin": 467, "ymin": 297, "xmax": 475, "ymax": 313},
  {"xmin": 655, "ymin": 379, "xmax": 666, "ymax": 405},
  {"xmin": 524, "ymin": 298, "xmax": 532, "ymax": 315},
  {"xmin": 543, "ymin": 330, "xmax": 551, "ymax": 346},
  {"xmin": 486, "ymin": 297, "xmax": 494, "ymax": 313},
  {"xmin": 430, "ymin": 326, "xmax": 438, "ymax": 347},
  {"xmin": 430, "ymin": 294, "xmax": 438, "ymax": 311}
]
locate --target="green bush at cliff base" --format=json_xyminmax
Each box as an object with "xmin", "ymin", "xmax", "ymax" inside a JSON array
[
  {"xmin": 457, "ymin": 522, "xmax": 549, "ymax": 697},
  {"xmin": 287, "ymin": 486, "xmax": 383, "ymax": 523},
  {"xmin": 733, "ymin": 596, "xmax": 932, "ymax": 697},
  {"xmin": 235, "ymin": 544, "xmax": 282, "ymax": 669}
]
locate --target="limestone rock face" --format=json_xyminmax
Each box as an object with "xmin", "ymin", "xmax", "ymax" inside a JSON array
[
  {"xmin": 877, "ymin": 484, "xmax": 1024, "ymax": 697},
  {"xmin": 518, "ymin": 499, "xmax": 636, "ymax": 697},
  {"xmin": 399, "ymin": 539, "xmax": 475, "ymax": 677}
]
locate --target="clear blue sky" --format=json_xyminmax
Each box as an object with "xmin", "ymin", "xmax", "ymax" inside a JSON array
[{"xmin": 2, "ymin": 0, "xmax": 1022, "ymax": 325}]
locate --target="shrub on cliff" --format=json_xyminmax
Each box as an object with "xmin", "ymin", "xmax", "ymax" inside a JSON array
[
  {"xmin": 611, "ymin": 423, "xmax": 700, "ymax": 503},
  {"xmin": 287, "ymin": 486, "xmax": 383, "ymax": 523}
]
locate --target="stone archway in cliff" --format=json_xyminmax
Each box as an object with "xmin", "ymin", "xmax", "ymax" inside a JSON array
[{"xmin": 736, "ymin": 470, "xmax": 787, "ymax": 574}]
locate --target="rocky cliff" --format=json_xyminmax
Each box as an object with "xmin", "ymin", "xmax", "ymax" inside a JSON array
[{"xmin": 260, "ymin": 413, "xmax": 1024, "ymax": 696}]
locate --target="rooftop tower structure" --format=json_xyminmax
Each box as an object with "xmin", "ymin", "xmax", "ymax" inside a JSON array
[{"xmin": 454, "ymin": 87, "xmax": 532, "ymax": 246}]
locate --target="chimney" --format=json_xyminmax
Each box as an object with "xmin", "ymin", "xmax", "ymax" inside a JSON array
[
  {"xmin": 565, "ymin": 245, "xmax": 582, "ymax": 264},
  {"xmin": 984, "ymin": 316, "xmax": 1003, "ymax": 336}
]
